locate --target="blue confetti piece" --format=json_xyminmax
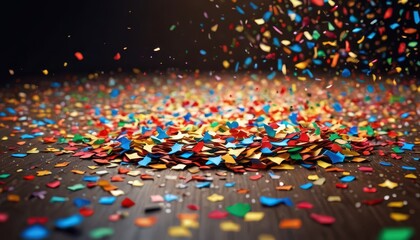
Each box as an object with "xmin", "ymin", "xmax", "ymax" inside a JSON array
[
  {"xmin": 263, "ymin": 11, "xmax": 272, "ymax": 21},
  {"xmin": 401, "ymin": 142, "xmax": 414, "ymax": 150},
  {"xmin": 180, "ymin": 152, "xmax": 194, "ymax": 159},
  {"xmin": 169, "ymin": 143, "xmax": 184, "ymax": 154},
  {"xmin": 12, "ymin": 153, "xmax": 27, "ymax": 158},
  {"xmin": 244, "ymin": 57, "xmax": 252, "ymax": 67},
  {"xmin": 202, "ymin": 131, "xmax": 212, "ymax": 142},
  {"xmin": 109, "ymin": 88, "xmax": 120, "ymax": 98},
  {"xmin": 273, "ymin": 38, "xmax": 281, "ymax": 47},
  {"xmin": 352, "ymin": 28, "xmax": 362, "ymax": 33},
  {"xmin": 55, "ymin": 214, "xmax": 84, "ymax": 229},
  {"xmin": 400, "ymin": 112, "xmax": 410, "ymax": 119},
  {"xmin": 6, "ymin": 107, "xmax": 16, "ymax": 115},
  {"xmin": 241, "ymin": 136, "xmax": 254, "ymax": 145},
  {"xmin": 367, "ymin": 85, "xmax": 374, "ymax": 93},
  {"xmin": 196, "ymin": 182, "xmax": 211, "ymax": 189},
  {"xmin": 349, "ymin": 126, "xmax": 358, "ymax": 135},
  {"xmin": 138, "ymin": 155, "xmax": 152, "ymax": 167},
  {"xmin": 271, "ymin": 139, "xmax": 289, "ymax": 147},
  {"xmin": 225, "ymin": 182, "xmax": 236, "ymax": 188},
  {"xmin": 402, "ymin": 166, "xmax": 416, "ymax": 171},
  {"xmin": 83, "ymin": 176, "xmax": 100, "ymax": 182},
  {"xmin": 414, "ymin": 10, "xmax": 419, "ymax": 24},
  {"xmin": 21, "ymin": 225, "xmax": 49, "ymax": 240},
  {"xmin": 73, "ymin": 198, "xmax": 91, "ymax": 208},
  {"xmin": 340, "ymin": 175, "xmax": 356, "ymax": 183},
  {"xmin": 261, "ymin": 148, "xmax": 272, "ymax": 154},
  {"xmin": 226, "ymin": 121, "xmax": 239, "ymax": 129},
  {"xmin": 249, "ymin": 2, "xmax": 258, "ymax": 10},
  {"xmin": 413, "ymin": 157, "xmax": 419, "ymax": 161},
  {"xmin": 236, "ymin": 6, "xmax": 245, "ymax": 15},
  {"xmin": 390, "ymin": 23, "xmax": 399, "ymax": 29},
  {"xmin": 341, "ymin": 68, "xmax": 351, "ymax": 77},
  {"xmin": 367, "ymin": 32, "xmax": 376, "ymax": 39},
  {"xmin": 260, "ymin": 196, "xmax": 293, "ymax": 207},
  {"xmin": 267, "ymin": 71, "xmax": 276, "ymax": 80},
  {"xmin": 156, "ymin": 127, "xmax": 169, "ymax": 139},
  {"xmin": 21, "ymin": 134, "xmax": 35, "ymax": 139},
  {"xmin": 207, "ymin": 156, "xmax": 222, "ymax": 166},
  {"xmin": 164, "ymin": 194, "xmax": 178, "ymax": 202},
  {"xmin": 324, "ymin": 150, "xmax": 345, "ymax": 164},
  {"xmin": 300, "ymin": 182, "xmax": 313, "ymax": 190},
  {"xmin": 263, "ymin": 124, "xmax": 275, "ymax": 137},
  {"xmin": 225, "ymin": 142, "xmax": 237, "ymax": 148},
  {"xmin": 289, "ymin": 112, "xmax": 298, "ymax": 125},
  {"xmin": 199, "ymin": 49, "xmax": 207, "ymax": 55},
  {"xmin": 332, "ymin": 102, "xmax": 343, "ymax": 112},
  {"xmin": 289, "ymin": 44, "xmax": 302, "ymax": 53},
  {"xmin": 380, "ymin": 161, "xmax": 392, "ymax": 167},
  {"xmin": 118, "ymin": 137, "xmax": 131, "ymax": 150},
  {"xmin": 98, "ymin": 196, "xmax": 116, "ymax": 205}
]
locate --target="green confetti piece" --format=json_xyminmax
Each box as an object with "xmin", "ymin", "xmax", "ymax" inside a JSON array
[
  {"xmin": 287, "ymin": 147, "xmax": 303, "ymax": 153},
  {"xmin": 169, "ymin": 25, "xmax": 176, "ymax": 31},
  {"xmin": 378, "ymin": 227, "xmax": 414, "ymax": 240},
  {"xmin": 0, "ymin": 173, "xmax": 11, "ymax": 179},
  {"xmin": 67, "ymin": 183, "xmax": 85, "ymax": 191},
  {"xmin": 89, "ymin": 227, "xmax": 114, "ymax": 239},
  {"xmin": 329, "ymin": 133, "xmax": 340, "ymax": 141},
  {"xmin": 392, "ymin": 147, "xmax": 404, "ymax": 154},
  {"xmin": 57, "ymin": 137, "xmax": 68, "ymax": 144},
  {"xmin": 312, "ymin": 30, "xmax": 320, "ymax": 40},
  {"xmin": 290, "ymin": 153, "xmax": 302, "ymax": 160},
  {"xmin": 94, "ymin": 139, "xmax": 105, "ymax": 145},
  {"xmin": 226, "ymin": 203, "xmax": 251, "ymax": 218},
  {"xmin": 73, "ymin": 134, "xmax": 85, "ymax": 143}
]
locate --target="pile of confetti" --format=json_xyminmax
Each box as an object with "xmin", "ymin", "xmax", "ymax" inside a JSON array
[{"xmin": 0, "ymin": 74, "xmax": 418, "ymax": 239}]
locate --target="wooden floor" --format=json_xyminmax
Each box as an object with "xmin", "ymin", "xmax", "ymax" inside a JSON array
[{"xmin": 0, "ymin": 75, "xmax": 419, "ymax": 240}]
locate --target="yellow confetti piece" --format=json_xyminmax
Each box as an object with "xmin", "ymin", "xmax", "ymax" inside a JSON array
[
  {"xmin": 404, "ymin": 173, "xmax": 417, "ymax": 179},
  {"xmin": 125, "ymin": 152, "xmax": 142, "ymax": 160},
  {"xmin": 267, "ymin": 153, "xmax": 289, "ymax": 165},
  {"xmin": 149, "ymin": 164, "xmax": 167, "ymax": 169},
  {"xmin": 143, "ymin": 144, "xmax": 154, "ymax": 153},
  {"xmin": 307, "ymin": 175, "xmax": 319, "ymax": 181},
  {"xmin": 342, "ymin": 172, "xmax": 350, "ymax": 176},
  {"xmin": 211, "ymin": 24, "xmax": 218, "ymax": 32},
  {"xmin": 357, "ymin": 35, "xmax": 365, "ymax": 44},
  {"xmin": 168, "ymin": 226, "xmax": 192, "ymax": 237},
  {"xmin": 27, "ymin": 148, "xmax": 39, "ymax": 154},
  {"xmin": 222, "ymin": 154, "xmax": 236, "ymax": 164},
  {"xmin": 88, "ymin": 166, "xmax": 99, "ymax": 170},
  {"xmin": 222, "ymin": 60, "xmax": 230, "ymax": 69},
  {"xmin": 390, "ymin": 212, "xmax": 409, "ymax": 222},
  {"xmin": 254, "ymin": 18, "xmax": 265, "ymax": 25},
  {"xmin": 42, "ymin": 69, "xmax": 48, "ymax": 75},
  {"xmin": 259, "ymin": 43, "xmax": 271, "ymax": 52},
  {"xmin": 36, "ymin": 170, "xmax": 52, "ymax": 176},
  {"xmin": 271, "ymin": 164, "xmax": 294, "ymax": 170},
  {"xmin": 387, "ymin": 201, "xmax": 405, "ymax": 208},
  {"xmin": 207, "ymin": 193, "xmax": 224, "ymax": 202},
  {"xmin": 244, "ymin": 212, "xmax": 265, "ymax": 221},
  {"xmin": 220, "ymin": 221, "xmax": 240, "ymax": 232},
  {"xmin": 55, "ymin": 162, "xmax": 70, "ymax": 168},
  {"xmin": 71, "ymin": 170, "xmax": 85, "ymax": 175},
  {"xmin": 327, "ymin": 196, "xmax": 341, "ymax": 202},
  {"xmin": 317, "ymin": 160, "xmax": 331, "ymax": 169},
  {"xmin": 379, "ymin": 179, "xmax": 398, "ymax": 189},
  {"xmin": 128, "ymin": 180, "xmax": 144, "ymax": 187},
  {"xmin": 228, "ymin": 148, "xmax": 246, "ymax": 157},
  {"xmin": 258, "ymin": 235, "xmax": 276, "ymax": 240},
  {"xmin": 295, "ymin": 60, "xmax": 309, "ymax": 69}
]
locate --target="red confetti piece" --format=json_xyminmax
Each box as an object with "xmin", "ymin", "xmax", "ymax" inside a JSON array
[
  {"xmin": 187, "ymin": 204, "xmax": 200, "ymax": 211},
  {"xmin": 74, "ymin": 51, "xmax": 84, "ymax": 61},
  {"xmin": 362, "ymin": 199, "xmax": 383, "ymax": 206},
  {"xmin": 23, "ymin": 175, "xmax": 35, "ymax": 181},
  {"xmin": 208, "ymin": 210, "xmax": 228, "ymax": 219},
  {"xmin": 249, "ymin": 174, "xmax": 263, "ymax": 181},
  {"xmin": 336, "ymin": 183, "xmax": 348, "ymax": 189},
  {"xmin": 27, "ymin": 217, "xmax": 48, "ymax": 225},
  {"xmin": 363, "ymin": 187, "xmax": 377, "ymax": 193},
  {"xmin": 79, "ymin": 207, "xmax": 94, "ymax": 217},
  {"xmin": 310, "ymin": 213, "xmax": 336, "ymax": 225},
  {"xmin": 296, "ymin": 202, "xmax": 313, "ymax": 209},
  {"xmin": 114, "ymin": 52, "xmax": 121, "ymax": 61},
  {"xmin": 46, "ymin": 180, "xmax": 60, "ymax": 189},
  {"xmin": 358, "ymin": 166, "xmax": 373, "ymax": 172},
  {"xmin": 310, "ymin": 0, "xmax": 324, "ymax": 7},
  {"xmin": 121, "ymin": 197, "xmax": 135, "ymax": 208},
  {"xmin": 0, "ymin": 213, "xmax": 9, "ymax": 223}
]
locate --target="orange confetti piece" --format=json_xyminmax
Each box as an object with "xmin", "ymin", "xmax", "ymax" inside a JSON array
[
  {"xmin": 279, "ymin": 218, "xmax": 302, "ymax": 229},
  {"xmin": 135, "ymin": 216, "xmax": 157, "ymax": 227},
  {"xmin": 74, "ymin": 51, "xmax": 84, "ymax": 61}
]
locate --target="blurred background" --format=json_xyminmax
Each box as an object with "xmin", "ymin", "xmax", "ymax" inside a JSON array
[{"xmin": 1, "ymin": 0, "xmax": 418, "ymax": 79}]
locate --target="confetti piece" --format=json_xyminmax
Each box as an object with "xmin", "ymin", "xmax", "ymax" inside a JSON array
[
  {"xmin": 279, "ymin": 219, "xmax": 302, "ymax": 229},
  {"xmin": 168, "ymin": 226, "xmax": 192, "ymax": 237},
  {"xmin": 226, "ymin": 203, "xmax": 251, "ymax": 217},
  {"xmin": 89, "ymin": 227, "xmax": 114, "ymax": 239},
  {"xmin": 55, "ymin": 214, "xmax": 83, "ymax": 229},
  {"xmin": 379, "ymin": 180, "xmax": 398, "ymax": 189},
  {"xmin": 390, "ymin": 213, "xmax": 409, "ymax": 222},
  {"xmin": 378, "ymin": 227, "xmax": 414, "ymax": 240},
  {"xmin": 220, "ymin": 221, "xmax": 241, "ymax": 232},
  {"xmin": 135, "ymin": 216, "xmax": 157, "ymax": 227},
  {"xmin": 74, "ymin": 52, "xmax": 84, "ymax": 61},
  {"xmin": 260, "ymin": 196, "xmax": 293, "ymax": 207},
  {"xmin": 244, "ymin": 212, "xmax": 265, "ymax": 221},
  {"xmin": 310, "ymin": 213, "xmax": 335, "ymax": 225},
  {"xmin": 21, "ymin": 225, "xmax": 49, "ymax": 240},
  {"xmin": 207, "ymin": 194, "xmax": 224, "ymax": 202}
]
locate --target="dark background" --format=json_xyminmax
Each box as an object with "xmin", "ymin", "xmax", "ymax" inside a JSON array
[{"xmin": 0, "ymin": 0, "xmax": 418, "ymax": 79}]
